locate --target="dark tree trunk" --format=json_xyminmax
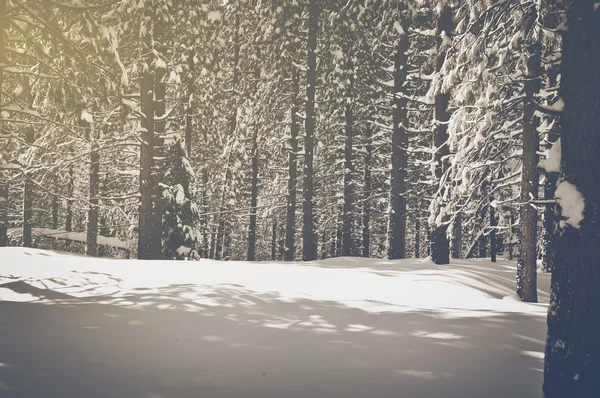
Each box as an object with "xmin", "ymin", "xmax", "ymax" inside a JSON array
[
  {"xmin": 388, "ymin": 15, "xmax": 410, "ymax": 260},
  {"xmin": 23, "ymin": 129, "xmax": 34, "ymax": 248},
  {"xmin": 153, "ymin": 24, "xmax": 166, "ymax": 259},
  {"xmin": 414, "ymin": 218, "xmax": 420, "ymax": 258},
  {"xmin": 216, "ymin": 15, "xmax": 239, "ymax": 261},
  {"xmin": 66, "ymin": 162, "xmax": 74, "ymax": 233},
  {"xmin": 335, "ymin": 223, "xmax": 342, "ymax": 258},
  {"xmin": 452, "ymin": 213, "xmax": 462, "ymax": 259},
  {"xmin": 321, "ymin": 229, "xmax": 328, "ymax": 259},
  {"xmin": 362, "ymin": 125, "xmax": 373, "ymax": 258},
  {"xmin": 302, "ymin": 0, "xmax": 318, "ymax": 261},
  {"xmin": 209, "ymin": 227, "xmax": 216, "ymax": 260},
  {"xmin": 138, "ymin": 22, "xmax": 156, "ymax": 260},
  {"xmin": 51, "ymin": 194, "xmax": 59, "ymax": 230},
  {"xmin": 0, "ymin": 1, "xmax": 6, "ymax": 247},
  {"xmin": 247, "ymin": 125, "xmax": 259, "ymax": 261},
  {"xmin": 517, "ymin": 11, "xmax": 541, "ymax": 302},
  {"xmin": 490, "ymin": 201, "xmax": 496, "ymax": 263},
  {"xmin": 542, "ymin": 130, "xmax": 560, "ymax": 272},
  {"xmin": 431, "ymin": 6, "xmax": 453, "ymax": 265},
  {"xmin": 0, "ymin": 182, "xmax": 7, "ymax": 247},
  {"xmin": 285, "ymin": 71, "xmax": 299, "ymax": 261},
  {"xmin": 83, "ymin": 115, "xmax": 99, "ymax": 257},
  {"xmin": 342, "ymin": 49, "xmax": 354, "ymax": 257},
  {"xmin": 543, "ymin": 3, "xmax": 600, "ymax": 396}
]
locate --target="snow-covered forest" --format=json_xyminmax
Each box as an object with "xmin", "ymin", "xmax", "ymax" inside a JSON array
[{"xmin": 0, "ymin": 0, "xmax": 599, "ymax": 397}]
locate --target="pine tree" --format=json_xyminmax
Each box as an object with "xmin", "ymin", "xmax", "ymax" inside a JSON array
[{"xmin": 543, "ymin": 1, "xmax": 600, "ymax": 395}]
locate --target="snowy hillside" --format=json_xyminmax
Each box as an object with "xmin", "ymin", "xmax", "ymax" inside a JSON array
[{"xmin": 0, "ymin": 248, "xmax": 550, "ymax": 398}]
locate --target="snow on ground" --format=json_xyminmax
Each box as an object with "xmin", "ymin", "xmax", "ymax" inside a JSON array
[{"xmin": 0, "ymin": 248, "xmax": 550, "ymax": 398}]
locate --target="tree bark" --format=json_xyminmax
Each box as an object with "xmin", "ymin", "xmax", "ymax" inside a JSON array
[
  {"xmin": 414, "ymin": 218, "xmax": 420, "ymax": 258},
  {"xmin": 342, "ymin": 48, "xmax": 354, "ymax": 257},
  {"xmin": 284, "ymin": 71, "xmax": 299, "ymax": 261},
  {"xmin": 302, "ymin": 0, "xmax": 318, "ymax": 261},
  {"xmin": 83, "ymin": 114, "xmax": 99, "ymax": 257},
  {"xmin": 490, "ymin": 200, "xmax": 496, "ymax": 263},
  {"xmin": 0, "ymin": 0, "xmax": 6, "ymax": 247},
  {"xmin": 543, "ymin": 3, "xmax": 600, "ymax": 395},
  {"xmin": 388, "ymin": 14, "xmax": 410, "ymax": 260},
  {"xmin": 362, "ymin": 125, "xmax": 372, "ymax": 258},
  {"xmin": 452, "ymin": 213, "xmax": 462, "ymax": 259},
  {"xmin": 271, "ymin": 219, "xmax": 277, "ymax": 260},
  {"xmin": 138, "ymin": 18, "xmax": 156, "ymax": 260},
  {"xmin": 65, "ymin": 162, "xmax": 74, "ymax": 233},
  {"xmin": 247, "ymin": 125, "xmax": 259, "ymax": 261},
  {"xmin": 517, "ymin": 9, "xmax": 541, "ymax": 302},
  {"xmin": 153, "ymin": 19, "xmax": 166, "ymax": 259},
  {"xmin": 431, "ymin": 5, "xmax": 453, "ymax": 265},
  {"xmin": 0, "ymin": 182, "xmax": 7, "ymax": 247},
  {"xmin": 22, "ymin": 129, "xmax": 34, "ymax": 248}
]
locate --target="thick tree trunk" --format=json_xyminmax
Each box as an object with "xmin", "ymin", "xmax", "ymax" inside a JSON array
[
  {"xmin": 247, "ymin": 125, "xmax": 259, "ymax": 261},
  {"xmin": 22, "ymin": 129, "xmax": 34, "ymax": 248},
  {"xmin": 543, "ymin": 3, "xmax": 600, "ymax": 396},
  {"xmin": 431, "ymin": 6, "xmax": 453, "ymax": 265},
  {"xmin": 302, "ymin": 0, "xmax": 318, "ymax": 261},
  {"xmin": 284, "ymin": 71, "xmax": 299, "ymax": 261},
  {"xmin": 517, "ymin": 12, "xmax": 541, "ymax": 302},
  {"xmin": 138, "ymin": 23, "xmax": 156, "ymax": 260},
  {"xmin": 362, "ymin": 125, "xmax": 373, "ymax": 258},
  {"xmin": 542, "ymin": 130, "xmax": 560, "ymax": 272},
  {"xmin": 342, "ymin": 50, "xmax": 354, "ymax": 257},
  {"xmin": 452, "ymin": 213, "xmax": 462, "ymax": 259},
  {"xmin": 388, "ymin": 16, "xmax": 410, "ymax": 260}
]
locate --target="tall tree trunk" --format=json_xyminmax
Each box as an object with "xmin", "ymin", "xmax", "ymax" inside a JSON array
[
  {"xmin": 362, "ymin": 125, "xmax": 372, "ymax": 258},
  {"xmin": 22, "ymin": 129, "xmax": 34, "ymax": 248},
  {"xmin": 247, "ymin": 125, "xmax": 259, "ymax": 261},
  {"xmin": 302, "ymin": 0, "xmax": 318, "ymax": 261},
  {"xmin": 138, "ymin": 20, "xmax": 156, "ymax": 260},
  {"xmin": 430, "ymin": 6, "xmax": 453, "ymax": 265},
  {"xmin": 153, "ymin": 22, "xmax": 166, "ymax": 259},
  {"xmin": 83, "ymin": 113, "xmax": 99, "ymax": 257},
  {"xmin": 517, "ymin": 10, "xmax": 541, "ymax": 302},
  {"xmin": 388, "ymin": 15, "xmax": 410, "ymax": 260},
  {"xmin": 216, "ymin": 15, "xmax": 239, "ymax": 261},
  {"xmin": 490, "ymin": 200, "xmax": 496, "ymax": 263},
  {"xmin": 342, "ymin": 49, "xmax": 354, "ymax": 257},
  {"xmin": 0, "ymin": 182, "xmax": 7, "ymax": 247},
  {"xmin": 285, "ymin": 71, "xmax": 299, "ymax": 261},
  {"xmin": 452, "ymin": 213, "xmax": 462, "ymax": 259},
  {"xmin": 543, "ymin": 3, "xmax": 600, "ymax": 395},
  {"xmin": 0, "ymin": 0, "xmax": 6, "ymax": 247}
]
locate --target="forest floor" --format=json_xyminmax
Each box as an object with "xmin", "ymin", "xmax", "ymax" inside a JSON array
[{"xmin": 0, "ymin": 247, "xmax": 550, "ymax": 398}]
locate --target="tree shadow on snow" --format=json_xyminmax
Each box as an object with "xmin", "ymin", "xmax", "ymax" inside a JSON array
[{"xmin": 0, "ymin": 278, "xmax": 547, "ymax": 398}]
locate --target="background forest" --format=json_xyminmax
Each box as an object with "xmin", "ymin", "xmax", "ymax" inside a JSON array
[{"xmin": 0, "ymin": 0, "xmax": 565, "ymax": 303}]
